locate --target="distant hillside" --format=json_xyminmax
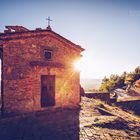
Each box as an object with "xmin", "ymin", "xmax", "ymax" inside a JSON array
[{"xmin": 80, "ymin": 79, "xmax": 102, "ymax": 91}]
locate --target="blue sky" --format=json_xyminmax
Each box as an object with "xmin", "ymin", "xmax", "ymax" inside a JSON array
[{"xmin": 0, "ymin": 0, "xmax": 140, "ymax": 79}]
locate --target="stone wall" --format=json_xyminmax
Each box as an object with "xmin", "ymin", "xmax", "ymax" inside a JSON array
[
  {"xmin": 115, "ymin": 99, "xmax": 140, "ymax": 116},
  {"xmin": 85, "ymin": 92, "xmax": 110, "ymax": 103},
  {"xmin": 2, "ymin": 31, "xmax": 82, "ymax": 114}
]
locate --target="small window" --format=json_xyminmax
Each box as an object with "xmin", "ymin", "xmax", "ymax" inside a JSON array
[{"xmin": 44, "ymin": 50, "xmax": 52, "ymax": 60}]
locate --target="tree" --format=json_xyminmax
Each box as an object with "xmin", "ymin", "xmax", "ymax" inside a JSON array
[
  {"xmin": 99, "ymin": 66, "xmax": 140, "ymax": 92},
  {"xmin": 134, "ymin": 66, "xmax": 140, "ymax": 81}
]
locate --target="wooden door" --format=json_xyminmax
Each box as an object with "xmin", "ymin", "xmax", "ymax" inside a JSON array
[{"xmin": 41, "ymin": 75, "xmax": 55, "ymax": 107}]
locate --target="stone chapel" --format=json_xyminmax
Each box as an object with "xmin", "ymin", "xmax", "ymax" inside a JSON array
[{"xmin": 0, "ymin": 25, "xmax": 84, "ymax": 114}]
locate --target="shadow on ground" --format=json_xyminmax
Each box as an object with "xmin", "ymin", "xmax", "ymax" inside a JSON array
[
  {"xmin": 0, "ymin": 109, "xmax": 80, "ymax": 140},
  {"xmin": 92, "ymin": 117, "xmax": 129, "ymax": 130}
]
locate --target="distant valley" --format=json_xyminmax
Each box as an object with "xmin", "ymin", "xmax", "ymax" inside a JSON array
[{"xmin": 80, "ymin": 79, "xmax": 102, "ymax": 91}]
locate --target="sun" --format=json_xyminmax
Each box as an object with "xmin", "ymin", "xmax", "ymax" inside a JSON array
[
  {"xmin": 74, "ymin": 58, "xmax": 83, "ymax": 71},
  {"xmin": 73, "ymin": 52, "xmax": 96, "ymax": 78}
]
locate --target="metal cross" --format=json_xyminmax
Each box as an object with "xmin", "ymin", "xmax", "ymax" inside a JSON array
[{"xmin": 46, "ymin": 16, "xmax": 52, "ymax": 26}]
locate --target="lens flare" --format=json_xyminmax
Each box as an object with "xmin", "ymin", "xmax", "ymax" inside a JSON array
[{"xmin": 74, "ymin": 58, "xmax": 82, "ymax": 71}]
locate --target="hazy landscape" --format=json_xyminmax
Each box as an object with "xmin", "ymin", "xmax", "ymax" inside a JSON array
[{"xmin": 80, "ymin": 79, "xmax": 102, "ymax": 91}]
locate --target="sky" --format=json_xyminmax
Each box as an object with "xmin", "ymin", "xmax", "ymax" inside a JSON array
[{"xmin": 0, "ymin": 0, "xmax": 140, "ymax": 79}]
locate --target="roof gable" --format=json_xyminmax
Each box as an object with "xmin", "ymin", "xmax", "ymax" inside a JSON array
[{"xmin": 0, "ymin": 26, "xmax": 84, "ymax": 52}]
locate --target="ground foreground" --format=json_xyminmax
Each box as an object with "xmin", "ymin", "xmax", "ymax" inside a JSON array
[{"xmin": 0, "ymin": 97, "xmax": 140, "ymax": 140}]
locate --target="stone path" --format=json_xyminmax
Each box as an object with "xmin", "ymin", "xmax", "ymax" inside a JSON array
[
  {"xmin": 79, "ymin": 97, "xmax": 140, "ymax": 140},
  {"xmin": 0, "ymin": 97, "xmax": 140, "ymax": 140}
]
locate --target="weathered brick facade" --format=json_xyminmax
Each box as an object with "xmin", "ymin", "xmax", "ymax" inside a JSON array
[{"xmin": 0, "ymin": 26, "xmax": 84, "ymax": 114}]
